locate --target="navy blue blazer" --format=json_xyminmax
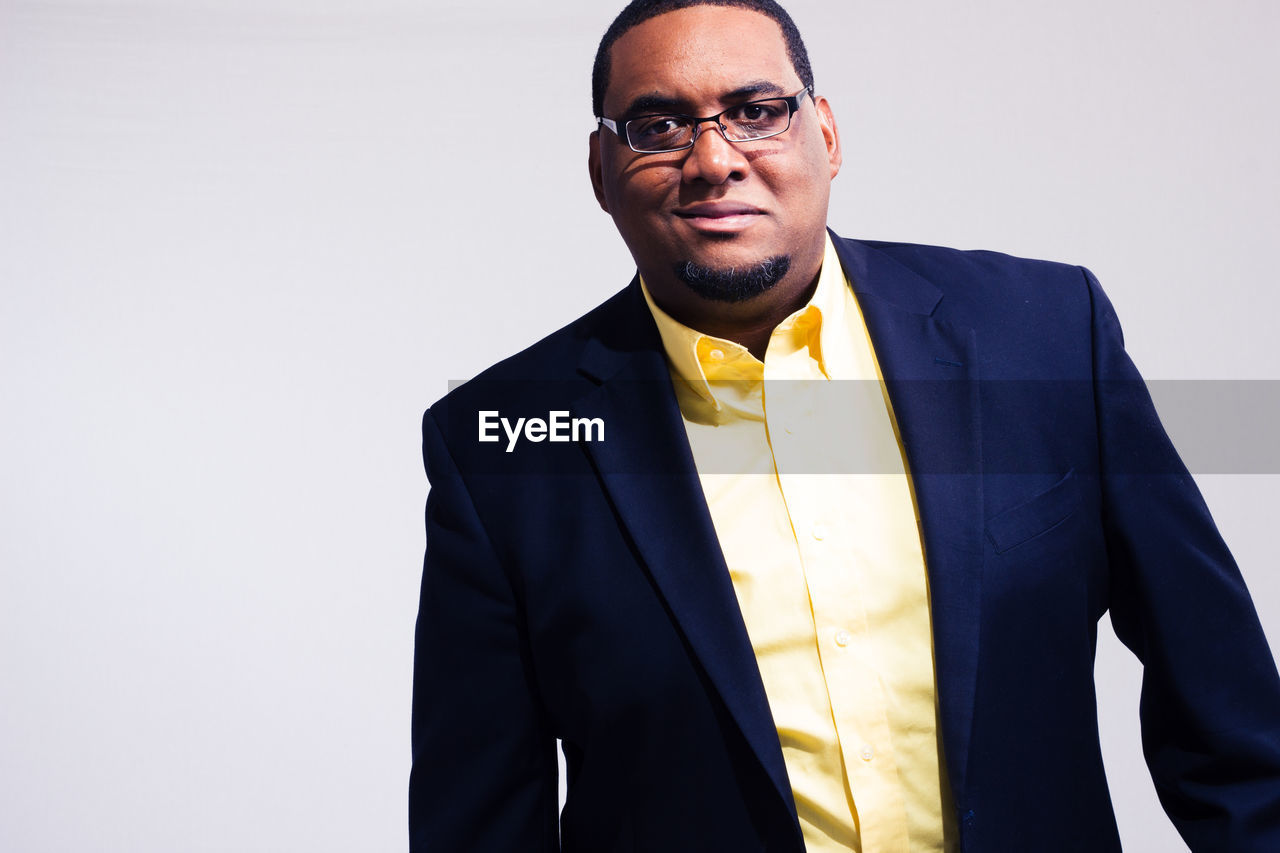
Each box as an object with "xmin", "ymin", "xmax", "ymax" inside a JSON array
[{"xmin": 411, "ymin": 234, "xmax": 1280, "ymax": 852}]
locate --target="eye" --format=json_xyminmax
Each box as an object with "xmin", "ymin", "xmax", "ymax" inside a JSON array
[
  {"xmin": 630, "ymin": 115, "xmax": 687, "ymax": 142},
  {"xmin": 725, "ymin": 100, "xmax": 787, "ymax": 129}
]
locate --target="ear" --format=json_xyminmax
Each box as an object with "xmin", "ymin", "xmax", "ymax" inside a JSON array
[
  {"xmin": 588, "ymin": 129, "xmax": 611, "ymax": 213},
  {"xmin": 813, "ymin": 95, "xmax": 842, "ymax": 180}
]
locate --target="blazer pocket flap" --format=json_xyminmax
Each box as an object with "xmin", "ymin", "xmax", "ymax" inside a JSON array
[{"xmin": 986, "ymin": 469, "xmax": 1081, "ymax": 554}]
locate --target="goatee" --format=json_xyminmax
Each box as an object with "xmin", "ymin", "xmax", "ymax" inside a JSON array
[{"xmin": 673, "ymin": 255, "xmax": 791, "ymax": 303}]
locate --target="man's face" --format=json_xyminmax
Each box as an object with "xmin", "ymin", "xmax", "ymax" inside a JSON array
[{"xmin": 589, "ymin": 5, "xmax": 841, "ymax": 316}]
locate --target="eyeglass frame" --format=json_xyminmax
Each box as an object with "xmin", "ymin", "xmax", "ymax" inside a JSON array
[{"xmin": 596, "ymin": 86, "xmax": 814, "ymax": 154}]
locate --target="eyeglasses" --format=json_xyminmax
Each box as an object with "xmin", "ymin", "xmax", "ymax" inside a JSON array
[{"xmin": 597, "ymin": 87, "xmax": 813, "ymax": 154}]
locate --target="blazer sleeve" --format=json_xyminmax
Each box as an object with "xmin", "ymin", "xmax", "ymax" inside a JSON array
[
  {"xmin": 409, "ymin": 408, "xmax": 560, "ymax": 852},
  {"xmin": 1086, "ymin": 267, "xmax": 1280, "ymax": 851}
]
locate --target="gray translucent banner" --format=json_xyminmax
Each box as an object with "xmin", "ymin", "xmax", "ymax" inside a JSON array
[
  {"xmin": 1146, "ymin": 381, "xmax": 1280, "ymax": 475},
  {"xmin": 439, "ymin": 379, "xmax": 1280, "ymax": 475}
]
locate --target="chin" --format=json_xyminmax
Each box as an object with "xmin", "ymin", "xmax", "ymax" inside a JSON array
[{"xmin": 672, "ymin": 253, "xmax": 792, "ymax": 304}]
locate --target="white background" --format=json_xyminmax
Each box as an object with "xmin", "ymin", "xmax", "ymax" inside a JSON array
[{"xmin": 2, "ymin": 1, "xmax": 1277, "ymax": 850}]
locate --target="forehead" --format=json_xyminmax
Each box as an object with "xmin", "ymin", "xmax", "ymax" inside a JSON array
[{"xmin": 604, "ymin": 6, "xmax": 797, "ymax": 112}]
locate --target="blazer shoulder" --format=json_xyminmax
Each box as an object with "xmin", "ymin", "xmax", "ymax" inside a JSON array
[
  {"xmin": 854, "ymin": 236, "xmax": 1089, "ymax": 296},
  {"xmin": 833, "ymin": 234, "xmax": 1102, "ymax": 378},
  {"xmin": 841, "ymin": 234, "xmax": 1095, "ymax": 323}
]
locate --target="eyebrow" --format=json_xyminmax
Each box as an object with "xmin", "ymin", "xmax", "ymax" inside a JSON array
[{"xmin": 616, "ymin": 80, "xmax": 790, "ymax": 118}]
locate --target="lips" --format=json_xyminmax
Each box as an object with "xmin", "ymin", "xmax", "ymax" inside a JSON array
[{"xmin": 673, "ymin": 201, "xmax": 764, "ymax": 234}]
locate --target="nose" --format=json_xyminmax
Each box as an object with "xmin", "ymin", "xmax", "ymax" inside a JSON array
[{"xmin": 681, "ymin": 120, "xmax": 749, "ymax": 185}]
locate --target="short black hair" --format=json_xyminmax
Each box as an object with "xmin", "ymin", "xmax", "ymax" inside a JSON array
[{"xmin": 592, "ymin": 0, "xmax": 814, "ymax": 117}]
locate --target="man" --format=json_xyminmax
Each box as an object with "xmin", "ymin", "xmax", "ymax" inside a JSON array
[{"xmin": 411, "ymin": 0, "xmax": 1280, "ymax": 850}]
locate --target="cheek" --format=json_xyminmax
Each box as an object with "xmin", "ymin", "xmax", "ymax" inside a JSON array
[
  {"xmin": 782, "ymin": 128, "xmax": 837, "ymax": 190},
  {"xmin": 610, "ymin": 175, "xmax": 675, "ymax": 230},
  {"xmin": 778, "ymin": 158, "xmax": 832, "ymax": 220},
  {"xmin": 620, "ymin": 173, "xmax": 670, "ymax": 208}
]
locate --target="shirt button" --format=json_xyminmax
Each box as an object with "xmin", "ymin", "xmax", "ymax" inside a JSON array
[
  {"xmin": 708, "ymin": 348, "xmax": 725, "ymax": 361},
  {"xmin": 834, "ymin": 630, "xmax": 851, "ymax": 647},
  {"xmin": 811, "ymin": 523, "xmax": 827, "ymax": 541},
  {"xmin": 860, "ymin": 745, "xmax": 874, "ymax": 762}
]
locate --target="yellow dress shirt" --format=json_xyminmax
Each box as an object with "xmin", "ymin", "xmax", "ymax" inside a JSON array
[{"xmin": 641, "ymin": 236, "xmax": 956, "ymax": 852}]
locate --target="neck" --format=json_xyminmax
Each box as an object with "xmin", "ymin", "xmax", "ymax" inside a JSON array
[
  {"xmin": 645, "ymin": 256, "xmax": 823, "ymax": 361},
  {"xmin": 683, "ymin": 274, "xmax": 818, "ymax": 360}
]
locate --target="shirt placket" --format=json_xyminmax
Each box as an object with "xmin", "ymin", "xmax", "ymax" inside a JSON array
[{"xmin": 766, "ymin": 367, "xmax": 911, "ymax": 853}]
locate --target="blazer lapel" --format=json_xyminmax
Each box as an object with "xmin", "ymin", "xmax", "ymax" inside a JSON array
[
  {"xmin": 833, "ymin": 235, "xmax": 985, "ymax": 800},
  {"xmin": 571, "ymin": 284, "xmax": 801, "ymax": 832}
]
